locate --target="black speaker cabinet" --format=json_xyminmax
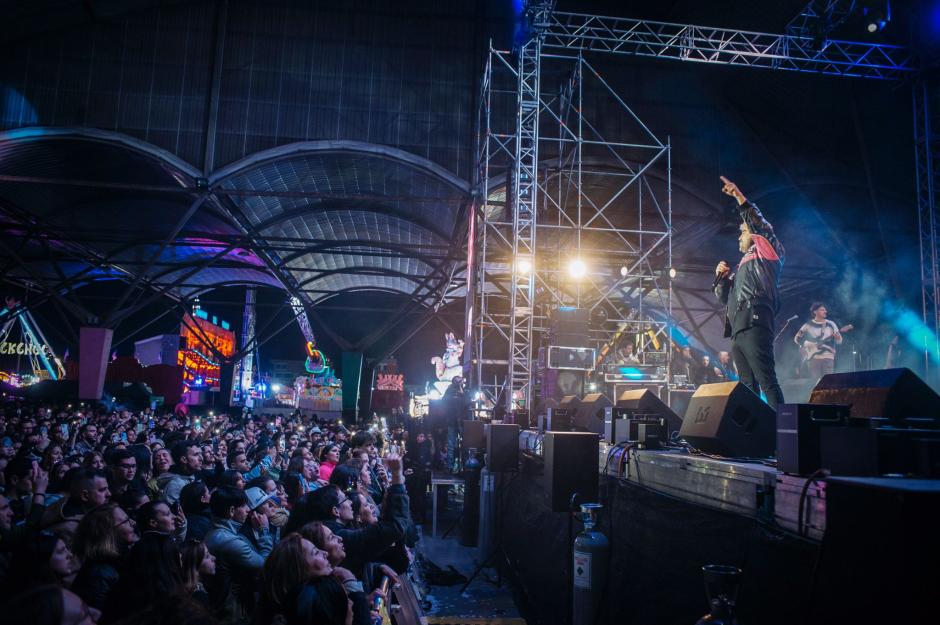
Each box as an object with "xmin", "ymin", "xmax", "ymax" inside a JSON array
[
  {"xmin": 549, "ymin": 307, "xmax": 590, "ymax": 347},
  {"xmin": 809, "ymin": 477, "xmax": 940, "ymax": 624},
  {"xmin": 819, "ymin": 424, "xmax": 940, "ymax": 476},
  {"xmin": 549, "ymin": 395, "xmax": 581, "ymax": 431},
  {"xmin": 574, "ymin": 393, "xmax": 613, "ymax": 435},
  {"xmin": 462, "ymin": 419, "xmax": 485, "ymax": 451},
  {"xmin": 544, "ymin": 431, "xmax": 599, "ymax": 512},
  {"xmin": 616, "ymin": 388, "xmax": 684, "ymax": 437},
  {"xmin": 485, "ymin": 423, "xmax": 520, "ymax": 472},
  {"xmin": 810, "ymin": 367, "xmax": 940, "ymax": 421},
  {"xmin": 678, "ymin": 382, "xmax": 776, "ymax": 458},
  {"xmin": 776, "ymin": 404, "xmax": 848, "ymax": 475}
]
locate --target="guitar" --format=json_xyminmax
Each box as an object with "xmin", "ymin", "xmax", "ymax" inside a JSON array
[{"xmin": 800, "ymin": 323, "xmax": 854, "ymax": 365}]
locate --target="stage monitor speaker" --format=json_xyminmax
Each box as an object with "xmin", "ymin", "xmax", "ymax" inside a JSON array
[
  {"xmin": 616, "ymin": 389, "xmax": 683, "ymax": 437},
  {"xmin": 559, "ymin": 395, "xmax": 581, "ymax": 411},
  {"xmin": 809, "ymin": 367, "xmax": 940, "ymax": 422},
  {"xmin": 776, "ymin": 404, "xmax": 848, "ymax": 475},
  {"xmin": 574, "ymin": 393, "xmax": 613, "ymax": 435},
  {"xmin": 544, "ymin": 431, "xmax": 599, "ymax": 512},
  {"xmin": 486, "ymin": 423, "xmax": 520, "ymax": 472},
  {"xmin": 678, "ymin": 382, "xmax": 776, "ymax": 458},
  {"xmin": 463, "ymin": 420, "xmax": 485, "ymax": 451}
]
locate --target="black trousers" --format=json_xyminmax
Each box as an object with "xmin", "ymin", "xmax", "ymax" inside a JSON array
[{"xmin": 731, "ymin": 325, "xmax": 784, "ymax": 409}]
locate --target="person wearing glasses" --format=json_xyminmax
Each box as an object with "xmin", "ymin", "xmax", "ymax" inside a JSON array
[
  {"xmin": 106, "ymin": 449, "xmax": 139, "ymax": 498},
  {"xmin": 70, "ymin": 504, "xmax": 138, "ymax": 612}
]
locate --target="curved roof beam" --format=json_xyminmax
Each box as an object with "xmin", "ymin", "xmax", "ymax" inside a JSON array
[
  {"xmin": 208, "ymin": 139, "xmax": 470, "ymax": 193},
  {"xmin": 296, "ymin": 266, "xmax": 425, "ymax": 289},
  {"xmin": 0, "ymin": 126, "xmax": 204, "ymax": 181},
  {"xmin": 280, "ymin": 239, "xmax": 449, "ymax": 267},
  {"xmin": 251, "ymin": 205, "xmax": 451, "ymax": 242},
  {"xmin": 308, "ymin": 286, "xmax": 437, "ymax": 307}
]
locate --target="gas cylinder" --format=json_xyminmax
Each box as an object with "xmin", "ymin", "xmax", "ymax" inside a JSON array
[
  {"xmin": 572, "ymin": 503, "xmax": 609, "ymax": 625},
  {"xmin": 459, "ymin": 447, "xmax": 482, "ymax": 546}
]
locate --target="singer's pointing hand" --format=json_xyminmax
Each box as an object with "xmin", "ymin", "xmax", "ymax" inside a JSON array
[{"xmin": 720, "ymin": 176, "xmax": 747, "ymax": 205}]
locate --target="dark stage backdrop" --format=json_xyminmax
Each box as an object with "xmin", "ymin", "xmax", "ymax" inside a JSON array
[{"xmin": 501, "ymin": 458, "xmax": 820, "ymax": 625}]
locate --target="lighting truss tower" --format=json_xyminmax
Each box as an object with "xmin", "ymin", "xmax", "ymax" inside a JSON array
[
  {"xmin": 470, "ymin": 17, "xmax": 674, "ymax": 415},
  {"xmin": 230, "ymin": 287, "xmax": 257, "ymax": 404},
  {"xmin": 913, "ymin": 81, "xmax": 940, "ymax": 382},
  {"xmin": 505, "ymin": 1, "xmax": 553, "ymax": 414}
]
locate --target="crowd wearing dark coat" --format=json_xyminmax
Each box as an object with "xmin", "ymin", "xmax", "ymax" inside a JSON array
[{"xmin": 0, "ymin": 399, "xmax": 428, "ymax": 625}]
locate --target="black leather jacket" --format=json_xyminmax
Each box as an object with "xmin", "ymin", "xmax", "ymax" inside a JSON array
[{"xmin": 714, "ymin": 201, "xmax": 785, "ymax": 337}]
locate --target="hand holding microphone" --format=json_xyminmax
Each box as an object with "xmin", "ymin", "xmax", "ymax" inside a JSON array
[{"xmin": 713, "ymin": 261, "xmax": 731, "ymax": 288}]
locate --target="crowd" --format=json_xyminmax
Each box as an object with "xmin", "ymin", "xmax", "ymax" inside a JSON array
[{"xmin": 0, "ymin": 399, "xmax": 435, "ymax": 625}]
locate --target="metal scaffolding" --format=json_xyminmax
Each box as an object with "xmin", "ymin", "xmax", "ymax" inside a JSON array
[
  {"xmin": 470, "ymin": 21, "xmax": 674, "ymax": 414},
  {"xmin": 543, "ymin": 10, "xmax": 913, "ymax": 79},
  {"xmin": 913, "ymin": 81, "xmax": 940, "ymax": 382},
  {"xmin": 469, "ymin": 1, "xmax": 933, "ymax": 414}
]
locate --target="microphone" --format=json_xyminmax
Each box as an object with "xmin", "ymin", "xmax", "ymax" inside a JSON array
[
  {"xmin": 786, "ymin": 315, "xmax": 798, "ymax": 322},
  {"xmin": 712, "ymin": 270, "xmax": 728, "ymax": 289}
]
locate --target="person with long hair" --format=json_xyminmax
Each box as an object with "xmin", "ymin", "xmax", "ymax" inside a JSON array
[
  {"xmin": 179, "ymin": 480, "xmax": 212, "ymax": 542},
  {"xmin": 105, "ymin": 531, "xmax": 186, "ymax": 623},
  {"xmin": 259, "ymin": 532, "xmax": 377, "ymax": 625},
  {"xmin": 5, "ymin": 530, "xmax": 80, "ymax": 598},
  {"xmin": 42, "ymin": 444, "xmax": 64, "ymax": 472},
  {"xmin": 180, "ymin": 540, "xmax": 216, "ymax": 608},
  {"xmin": 71, "ymin": 504, "xmax": 138, "ymax": 611},
  {"xmin": 318, "ymin": 445, "xmax": 341, "ymax": 482}
]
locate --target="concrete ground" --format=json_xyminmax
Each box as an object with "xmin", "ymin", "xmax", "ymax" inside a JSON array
[{"xmin": 408, "ymin": 483, "xmax": 528, "ymax": 625}]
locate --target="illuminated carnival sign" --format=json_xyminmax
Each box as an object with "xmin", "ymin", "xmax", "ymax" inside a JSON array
[
  {"xmin": 376, "ymin": 373, "xmax": 404, "ymax": 392},
  {"xmin": 305, "ymin": 341, "xmax": 326, "ymax": 374},
  {"xmin": 0, "ymin": 341, "xmax": 45, "ymax": 355}
]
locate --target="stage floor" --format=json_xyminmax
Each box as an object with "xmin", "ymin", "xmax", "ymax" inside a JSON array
[{"xmin": 519, "ymin": 431, "xmax": 827, "ymax": 542}]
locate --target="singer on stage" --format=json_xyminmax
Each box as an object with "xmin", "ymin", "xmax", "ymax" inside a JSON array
[{"xmin": 713, "ymin": 176, "xmax": 785, "ymax": 409}]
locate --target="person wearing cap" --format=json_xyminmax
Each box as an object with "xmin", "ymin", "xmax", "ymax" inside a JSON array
[{"xmin": 240, "ymin": 486, "xmax": 281, "ymax": 551}]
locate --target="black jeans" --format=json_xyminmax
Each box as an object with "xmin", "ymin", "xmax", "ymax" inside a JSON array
[{"xmin": 731, "ymin": 325, "xmax": 785, "ymax": 410}]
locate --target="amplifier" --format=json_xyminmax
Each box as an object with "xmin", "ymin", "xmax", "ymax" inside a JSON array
[
  {"xmin": 776, "ymin": 403, "xmax": 848, "ymax": 475},
  {"xmin": 604, "ymin": 417, "xmax": 631, "ymax": 444},
  {"xmin": 548, "ymin": 346, "xmax": 596, "ymax": 370},
  {"xmin": 604, "ymin": 415, "xmax": 667, "ymax": 445},
  {"xmin": 546, "ymin": 408, "xmax": 572, "ymax": 432}
]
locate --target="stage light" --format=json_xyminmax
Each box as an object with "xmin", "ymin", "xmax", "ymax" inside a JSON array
[
  {"xmin": 568, "ymin": 258, "xmax": 587, "ymax": 279},
  {"xmin": 669, "ymin": 267, "xmax": 677, "ymax": 279},
  {"xmin": 864, "ymin": 1, "xmax": 891, "ymax": 33},
  {"xmin": 620, "ymin": 266, "xmax": 628, "ymax": 278},
  {"xmin": 516, "ymin": 256, "xmax": 532, "ymax": 274},
  {"xmin": 272, "ymin": 383, "xmax": 281, "ymax": 392},
  {"xmin": 473, "ymin": 391, "xmax": 483, "ymax": 401},
  {"xmin": 588, "ymin": 382, "xmax": 597, "ymax": 391}
]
